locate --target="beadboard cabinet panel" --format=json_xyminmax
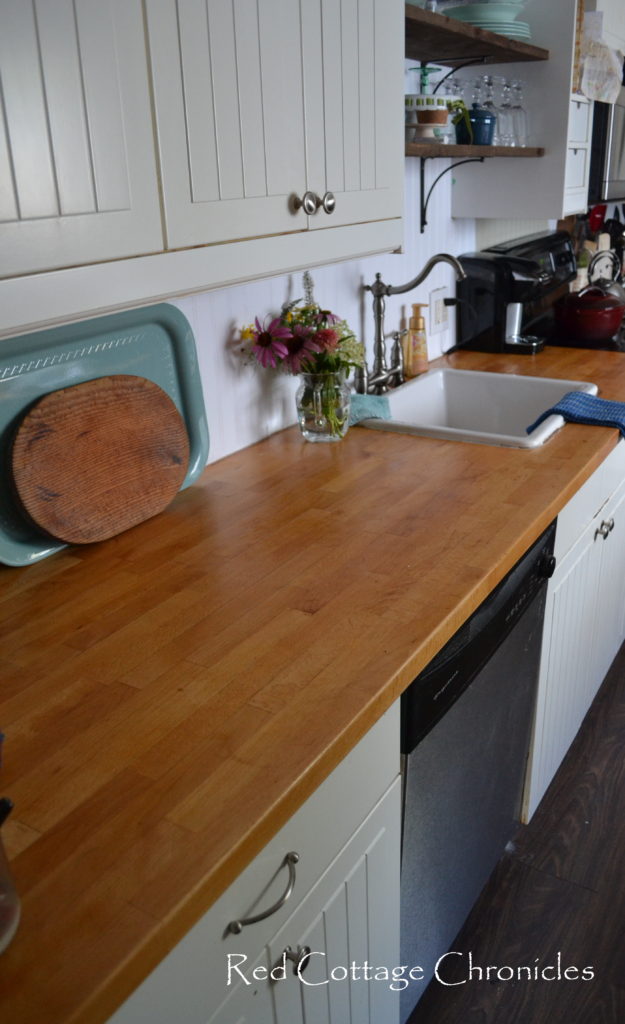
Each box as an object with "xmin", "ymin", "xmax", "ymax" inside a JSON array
[
  {"xmin": 268, "ymin": 779, "xmax": 401, "ymax": 1024},
  {"xmin": 311, "ymin": 0, "xmax": 402, "ymax": 230},
  {"xmin": 0, "ymin": 0, "xmax": 402, "ymax": 333},
  {"xmin": 0, "ymin": 0, "xmax": 163, "ymax": 277},
  {"xmin": 146, "ymin": 0, "xmax": 403, "ymax": 248},
  {"xmin": 146, "ymin": 0, "xmax": 305, "ymax": 248},
  {"xmin": 524, "ymin": 442, "xmax": 625, "ymax": 821}
]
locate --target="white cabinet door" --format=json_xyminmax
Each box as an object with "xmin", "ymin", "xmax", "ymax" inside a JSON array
[
  {"xmin": 524, "ymin": 448, "xmax": 625, "ymax": 821},
  {"xmin": 0, "ymin": 0, "xmax": 162, "ymax": 277},
  {"xmin": 146, "ymin": 0, "xmax": 304, "ymax": 249},
  {"xmin": 591, "ymin": 482, "xmax": 625, "ymax": 686},
  {"xmin": 524, "ymin": 519, "xmax": 602, "ymax": 820},
  {"xmin": 302, "ymin": 0, "xmax": 403, "ymax": 232},
  {"xmin": 146, "ymin": 0, "xmax": 402, "ymax": 249},
  {"xmin": 268, "ymin": 778, "xmax": 401, "ymax": 1024}
]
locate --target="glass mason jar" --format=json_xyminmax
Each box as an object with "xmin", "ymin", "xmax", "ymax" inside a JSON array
[{"xmin": 296, "ymin": 371, "xmax": 351, "ymax": 443}]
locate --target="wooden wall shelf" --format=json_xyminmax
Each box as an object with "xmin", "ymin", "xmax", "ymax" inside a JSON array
[
  {"xmin": 405, "ymin": 4, "xmax": 549, "ymax": 66},
  {"xmin": 406, "ymin": 143, "xmax": 546, "ymax": 158}
]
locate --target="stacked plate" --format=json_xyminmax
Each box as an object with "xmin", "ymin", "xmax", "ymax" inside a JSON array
[{"xmin": 444, "ymin": 2, "xmax": 531, "ymax": 41}]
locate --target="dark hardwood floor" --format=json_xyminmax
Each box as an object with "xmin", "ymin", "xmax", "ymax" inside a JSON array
[{"xmin": 407, "ymin": 641, "xmax": 625, "ymax": 1024}]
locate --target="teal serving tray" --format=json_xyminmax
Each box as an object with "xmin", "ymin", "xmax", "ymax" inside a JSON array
[{"xmin": 0, "ymin": 304, "xmax": 209, "ymax": 567}]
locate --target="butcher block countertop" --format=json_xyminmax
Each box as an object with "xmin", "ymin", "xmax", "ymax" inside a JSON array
[{"xmin": 2, "ymin": 346, "xmax": 625, "ymax": 1023}]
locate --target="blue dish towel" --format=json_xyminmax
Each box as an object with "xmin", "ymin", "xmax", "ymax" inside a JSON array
[
  {"xmin": 527, "ymin": 391, "xmax": 625, "ymax": 438},
  {"xmin": 349, "ymin": 393, "xmax": 391, "ymax": 426}
]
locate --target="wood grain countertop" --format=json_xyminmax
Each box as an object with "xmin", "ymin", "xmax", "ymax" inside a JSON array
[{"xmin": 2, "ymin": 346, "xmax": 624, "ymax": 1023}]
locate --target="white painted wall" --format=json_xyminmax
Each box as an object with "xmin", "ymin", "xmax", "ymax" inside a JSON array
[{"xmin": 170, "ymin": 156, "xmax": 475, "ymax": 465}]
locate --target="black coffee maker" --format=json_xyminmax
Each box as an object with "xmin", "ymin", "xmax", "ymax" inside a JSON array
[{"xmin": 455, "ymin": 231, "xmax": 577, "ymax": 353}]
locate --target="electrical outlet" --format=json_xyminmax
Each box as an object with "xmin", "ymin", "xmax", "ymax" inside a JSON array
[{"xmin": 429, "ymin": 287, "xmax": 449, "ymax": 336}]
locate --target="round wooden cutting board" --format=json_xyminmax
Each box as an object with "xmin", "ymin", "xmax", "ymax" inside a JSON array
[{"xmin": 10, "ymin": 375, "xmax": 190, "ymax": 544}]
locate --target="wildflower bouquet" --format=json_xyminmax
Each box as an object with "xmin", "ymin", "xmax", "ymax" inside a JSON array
[
  {"xmin": 241, "ymin": 289, "xmax": 363, "ymax": 379},
  {"xmin": 241, "ymin": 274, "xmax": 364, "ymax": 441}
]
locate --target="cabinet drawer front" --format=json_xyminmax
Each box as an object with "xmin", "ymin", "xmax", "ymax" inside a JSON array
[
  {"xmin": 555, "ymin": 440, "xmax": 625, "ymax": 561},
  {"xmin": 564, "ymin": 145, "xmax": 589, "ymax": 191},
  {"xmin": 568, "ymin": 96, "xmax": 592, "ymax": 145},
  {"xmin": 107, "ymin": 703, "xmax": 400, "ymax": 1023}
]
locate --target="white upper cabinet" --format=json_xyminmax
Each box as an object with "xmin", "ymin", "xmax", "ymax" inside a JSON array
[
  {"xmin": 0, "ymin": 0, "xmax": 163, "ymax": 277},
  {"xmin": 146, "ymin": 0, "xmax": 402, "ymax": 249},
  {"xmin": 0, "ymin": 0, "xmax": 403, "ymax": 336}
]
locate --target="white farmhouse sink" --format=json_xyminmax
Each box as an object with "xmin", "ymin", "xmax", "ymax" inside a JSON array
[{"xmin": 359, "ymin": 369, "xmax": 598, "ymax": 448}]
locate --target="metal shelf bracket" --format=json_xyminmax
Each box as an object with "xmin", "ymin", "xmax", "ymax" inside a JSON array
[{"xmin": 420, "ymin": 156, "xmax": 484, "ymax": 233}]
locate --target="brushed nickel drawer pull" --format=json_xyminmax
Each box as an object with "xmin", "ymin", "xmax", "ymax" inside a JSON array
[{"xmin": 227, "ymin": 852, "xmax": 299, "ymax": 934}]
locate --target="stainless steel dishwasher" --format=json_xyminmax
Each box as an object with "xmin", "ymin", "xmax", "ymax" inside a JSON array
[{"xmin": 400, "ymin": 520, "xmax": 556, "ymax": 1023}]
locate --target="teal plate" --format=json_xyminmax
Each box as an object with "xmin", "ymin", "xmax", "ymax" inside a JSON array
[{"xmin": 0, "ymin": 303, "xmax": 209, "ymax": 567}]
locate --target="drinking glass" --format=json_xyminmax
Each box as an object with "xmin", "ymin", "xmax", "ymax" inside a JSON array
[
  {"xmin": 470, "ymin": 77, "xmax": 484, "ymax": 107},
  {"xmin": 495, "ymin": 77, "xmax": 515, "ymax": 147},
  {"xmin": 510, "ymin": 79, "xmax": 530, "ymax": 147},
  {"xmin": 480, "ymin": 75, "xmax": 500, "ymax": 145}
]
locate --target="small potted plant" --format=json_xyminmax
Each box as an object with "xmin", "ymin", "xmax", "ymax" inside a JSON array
[{"xmin": 448, "ymin": 99, "xmax": 473, "ymax": 143}]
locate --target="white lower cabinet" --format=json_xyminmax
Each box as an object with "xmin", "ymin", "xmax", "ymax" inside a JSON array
[
  {"xmin": 524, "ymin": 441, "xmax": 625, "ymax": 820},
  {"xmin": 107, "ymin": 704, "xmax": 401, "ymax": 1024},
  {"xmin": 218, "ymin": 780, "xmax": 401, "ymax": 1024}
]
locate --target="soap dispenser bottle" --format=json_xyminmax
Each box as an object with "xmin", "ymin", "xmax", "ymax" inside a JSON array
[{"xmin": 403, "ymin": 303, "xmax": 429, "ymax": 378}]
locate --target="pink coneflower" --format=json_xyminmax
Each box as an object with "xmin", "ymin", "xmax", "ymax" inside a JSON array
[
  {"xmin": 284, "ymin": 324, "xmax": 323, "ymax": 373},
  {"xmin": 315, "ymin": 327, "xmax": 339, "ymax": 352},
  {"xmin": 251, "ymin": 317, "xmax": 292, "ymax": 368}
]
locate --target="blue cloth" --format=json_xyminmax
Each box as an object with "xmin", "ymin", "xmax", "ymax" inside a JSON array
[
  {"xmin": 527, "ymin": 391, "xmax": 625, "ymax": 438},
  {"xmin": 349, "ymin": 393, "xmax": 391, "ymax": 426}
]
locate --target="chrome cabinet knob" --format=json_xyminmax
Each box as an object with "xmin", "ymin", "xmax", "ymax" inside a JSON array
[
  {"xmin": 280, "ymin": 945, "xmax": 312, "ymax": 976},
  {"xmin": 321, "ymin": 191, "xmax": 336, "ymax": 214},
  {"xmin": 294, "ymin": 191, "xmax": 319, "ymax": 216},
  {"xmin": 595, "ymin": 518, "xmax": 615, "ymax": 541},
  {"xmin": 293, "ymin": 191, "xmax": 336, "ymax": 215}
]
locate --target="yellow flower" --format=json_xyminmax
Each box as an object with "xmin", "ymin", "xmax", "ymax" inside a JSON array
[{"xmin": 240, "ymin": 325, "xmax": 255, "ymax": 341}]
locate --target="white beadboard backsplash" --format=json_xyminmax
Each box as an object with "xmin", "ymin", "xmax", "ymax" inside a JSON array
[
  {"xmin": 171, "ymin": 157, "xmax": 477, "ymax": 465},
  {"xmin": 475, "ymin": 219, "xmax": 554, "ymax": 251}
]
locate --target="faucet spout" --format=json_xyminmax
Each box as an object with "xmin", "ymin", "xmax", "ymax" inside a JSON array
[
  {"xmin": 385, "ymin": 253, "xmax": 467, "ymax": 297},
  {"xmin": 357, "ymin": 254, "xmax": 467, "ymax": 394}
]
